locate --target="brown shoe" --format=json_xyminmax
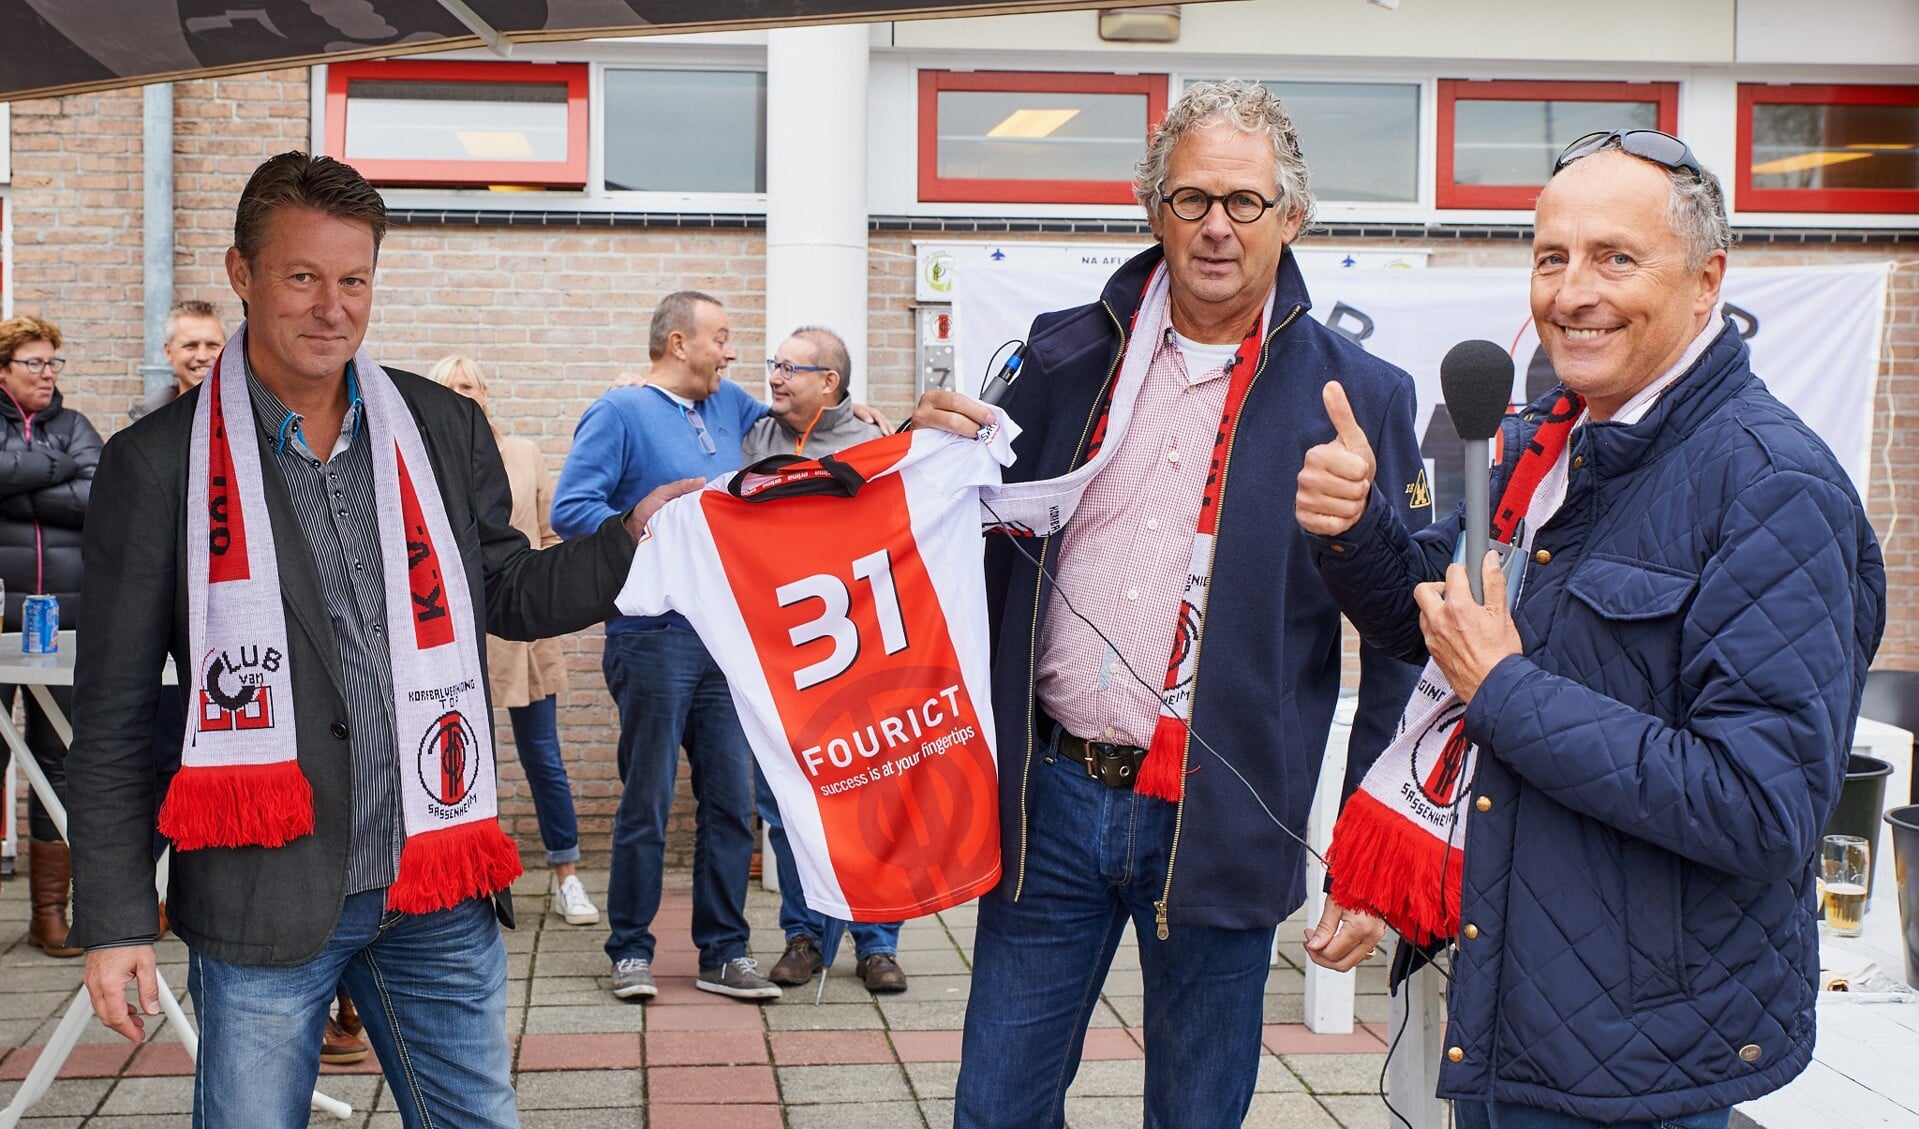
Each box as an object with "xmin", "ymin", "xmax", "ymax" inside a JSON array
[
  {"xmin": 27, "ymin": 840, "xmax": 80, "ymax": 958},
  {"xmin": 768, "ymin": 934, "xmax": 822, "ymax": 986},
  {"xmin": 857, "ymin": 953, "xmax": 908, "ymax": 994},
  {"xmin": 322, "ymin": 988, "xmax": 368, "ymax": 1065},
  {"xmin": 321, "ymin": 1018, "xmax": 369, "ymax": 1065}
]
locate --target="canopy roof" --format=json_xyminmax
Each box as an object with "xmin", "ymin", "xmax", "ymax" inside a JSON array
[{"xmin": 1, "ymin": 0, "xmax": 1186, "ymax": 103}]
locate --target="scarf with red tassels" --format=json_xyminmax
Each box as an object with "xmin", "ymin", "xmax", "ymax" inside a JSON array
[
  {"xmin": 1325, "ymin": 389, "xmax": 1583, "ymax": 945},
  {"xmin": 159, "ymin": 325, "xmax": 521, "ymax": 915}
]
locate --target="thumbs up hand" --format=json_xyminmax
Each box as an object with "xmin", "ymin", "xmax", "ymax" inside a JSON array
[{"xmin": 1296, "ymin": 382, "xmax": 1378, "ymax": 536}]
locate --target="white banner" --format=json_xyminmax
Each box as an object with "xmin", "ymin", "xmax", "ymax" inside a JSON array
[
  {"xmin": 954, "ymin": 256, "xmax": 1890, "ymax": 505},
  {"xmin": 923, "ymin": 240, "xmax": 1428, "ymax": 385}
]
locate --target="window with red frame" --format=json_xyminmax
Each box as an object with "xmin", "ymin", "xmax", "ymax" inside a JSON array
[
  {"xmin": 325, "ymin": 60, "xmax": 588, "ymax": 189},
  {"xmin": 1739, "ymin": 85, "xmax": 1919, "ymax": 214},
  {"xmin": 1438, "ymin": 80, "xmax": 1679, "ymax": 210},
  {"xmin": 918, "ymin": 70, "xmax": 1167, "ymax": 205}
]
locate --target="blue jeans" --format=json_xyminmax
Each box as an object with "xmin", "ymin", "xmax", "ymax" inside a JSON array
[
  {"xmin": 1455, "ymin": 1102, "xmax": 1732, "ymax": 1129},
  {"xmin": 186, "ymin": 890, "xmax": 513, "ymax": 1129},
  {"xmin": 506, "ymin": 694, "xmax": 581, "ymax": 866},
  {"xmin": 753, "ymin": 763, "xmax": 901, "ymax": 960},
  {"xmin": 955, "ymin": 733, "xmax": 1274, "ymax": 1129},
  {"xmin": 602, "ymin": 625, "xmax": 755, "ymax": 968}
]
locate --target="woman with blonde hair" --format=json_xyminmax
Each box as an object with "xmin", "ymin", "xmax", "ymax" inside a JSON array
[{"xmin": 430, "ymin": 354, "xmax": 598, "ymax": 926}]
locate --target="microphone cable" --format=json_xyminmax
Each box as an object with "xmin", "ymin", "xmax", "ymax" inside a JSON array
[{"xmin": 976, "ymin": 491, "xmax": 1460, "ymax": 1129}]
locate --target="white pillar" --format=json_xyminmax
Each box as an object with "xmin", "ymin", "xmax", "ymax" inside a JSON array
[{"xmin": 765, "ymin": 25, "xmax": 870, "ymax": 402}]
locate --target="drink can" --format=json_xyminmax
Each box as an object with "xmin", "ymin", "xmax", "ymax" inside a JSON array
[{"xmin": 22, "ymin": 595, "xmax": 58, "ymax": 654}]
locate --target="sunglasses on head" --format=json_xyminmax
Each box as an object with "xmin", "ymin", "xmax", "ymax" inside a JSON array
[{"xmin": 1554, "ymin": 129, "xmax": 1704, "ymax": 180}]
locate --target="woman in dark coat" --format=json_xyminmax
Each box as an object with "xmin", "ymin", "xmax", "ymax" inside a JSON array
[{"xmin": 0, "ymin": 315, "xmax": 102, "ymax": 956}]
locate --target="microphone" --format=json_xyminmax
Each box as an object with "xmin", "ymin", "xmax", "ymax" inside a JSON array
[
  {"xmin": 977, "ymin": 341, "xmax": 1028, "ymax": 408},
  {"xmin": 898, "ymin": 341, "xmax": 1027, "ymax": 433},
  {"xmin": 1439, "ymin": 340, "xmax": 1515, "ymax": 602}
]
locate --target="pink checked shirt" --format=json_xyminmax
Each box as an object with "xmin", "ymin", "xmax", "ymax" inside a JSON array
[{"xmin": 1035, "ymin": 330, "xmax": 1236, "ymax": 748}]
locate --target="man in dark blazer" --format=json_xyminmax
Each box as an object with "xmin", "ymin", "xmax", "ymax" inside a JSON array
[{"xmin": 67, "ymin": 152, "xmax": 697, "ymax": 1129}]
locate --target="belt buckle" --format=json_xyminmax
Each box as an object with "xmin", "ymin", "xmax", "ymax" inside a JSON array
[{"xmin": 1090, "ymin": 741, "xmax": 1139, "ymax": 790}]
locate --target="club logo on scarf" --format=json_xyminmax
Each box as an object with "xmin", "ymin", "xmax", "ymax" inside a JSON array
[
  {"xmin": 417, "ymin": 709, "xmax": 479, "ymax": 816},
  {"xmin": 1410, "ymin": 701, "xmax": 1470, "ymax": 809},
  {"xmin": 198, "ymin": 646, "xmax": 281, "ymax": 733},
  {"xmin": 1165, "ymin": 600, "xmax": 1199, "ymax": 685}
]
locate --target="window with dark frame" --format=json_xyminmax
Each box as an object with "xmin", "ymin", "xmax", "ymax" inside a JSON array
[
  {"xmin": 918, "ymin": 70, "xmax": 1168, "ymax": 205},
  {"xmin": 324, "ymin": 60, "xmax": 588, "ymax": 189},
  {"xmin": 1738, "ymin": 84, "xmax": 1919, "ymax": 214},
  {"xmin": 1437, "ymin": 79, "xmax": 1679, "ymax": 210}
]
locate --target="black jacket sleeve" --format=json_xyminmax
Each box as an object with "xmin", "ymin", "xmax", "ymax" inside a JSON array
[
  {"xmin": 68, "ymin": 429, "xmax": 177, "ymax": 948},
  {"xmin": 25, "ymin": 411, "xmax": 102, "ymax": 529},
  {"xmin": 458, "ymin": 393, "xmax": 638, "ymax": 641}
]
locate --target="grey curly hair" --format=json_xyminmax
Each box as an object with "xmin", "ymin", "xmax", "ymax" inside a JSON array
[{"xmin": 1134, "ymin": 79, "xmax": 1314, "ymax": 230}]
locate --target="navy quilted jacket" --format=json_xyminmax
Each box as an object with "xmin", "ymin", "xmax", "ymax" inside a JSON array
[{"xmin": 1310, "ymin": 319, "xmax": 1885, "ymax": 1120}]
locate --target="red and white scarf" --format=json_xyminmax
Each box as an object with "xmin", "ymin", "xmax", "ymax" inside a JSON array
[
  {"xmin": 1326, "ymin": 390, "xmax": 1583, "ymax": 944},
  {"xmin": 158, "ymin": 326, "xmax": 522, "ymax": 914}
]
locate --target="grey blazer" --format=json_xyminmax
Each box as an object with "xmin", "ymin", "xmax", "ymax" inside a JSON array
[{"xmin": 68, "ymin": 369, "xmax": 636, "ymax": 966}]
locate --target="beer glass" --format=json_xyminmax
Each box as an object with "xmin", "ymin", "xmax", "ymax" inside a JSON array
[{"xmin": 1822, "ymin": 834, "xmax": 1870, "ymax": 937}]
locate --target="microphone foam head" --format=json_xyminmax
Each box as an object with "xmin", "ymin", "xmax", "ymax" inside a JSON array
[{"xmin": 1441, "ymin": 340, "xmax": 1516, "ymax": 441}]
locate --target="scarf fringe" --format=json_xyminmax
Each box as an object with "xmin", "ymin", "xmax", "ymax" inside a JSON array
[
  {"xmin": 1134, "ymin": 717, "xmax": 1187, "ymax": 801},
  {"xmin": 386, "ymin": 821, "xmax": 524, "ymax": 915},
  {"xmin": 158, "ymin": 761, "xmax": 315, "ymax": 851},
  {"xmin": 1326, "ymin": 788, "xmax": 1461, "ymax": 947}
]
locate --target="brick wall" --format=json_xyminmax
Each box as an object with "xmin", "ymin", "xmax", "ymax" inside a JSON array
[{"xmin": 6, "ymin": 76, "xmax": 1917, "ymax": 869}]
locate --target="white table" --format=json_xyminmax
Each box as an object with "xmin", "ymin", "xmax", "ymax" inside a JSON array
[
  {"xmin": 0, "ymin": 631, "xmax": 350, "ymax": 1125},
  {"xmin": 1734, "ymin": 717, "xmax": 1919, "ymax": 1129}
]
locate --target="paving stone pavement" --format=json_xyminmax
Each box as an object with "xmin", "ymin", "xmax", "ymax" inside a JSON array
[{"xmin": 0, "ymin": 866, "xmax": 1402, "ymax": 1126}]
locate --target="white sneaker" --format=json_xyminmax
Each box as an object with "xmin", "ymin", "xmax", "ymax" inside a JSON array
[{"xmin": 553, "ymin": 874, "xmax": 600, "ymax": 926}]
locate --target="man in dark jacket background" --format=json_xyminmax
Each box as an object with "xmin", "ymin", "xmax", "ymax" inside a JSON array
[
  {"xmin": 914, "ymin": 79, "xmax": 1429, "ymax": 1128},
  {"xmin": 0, "ymin": 315, "xmax": 101, "ymax": 958},
  {"xmin": 1297, "ymin": 131, "xmax": 1885, "ymax": 1126}
]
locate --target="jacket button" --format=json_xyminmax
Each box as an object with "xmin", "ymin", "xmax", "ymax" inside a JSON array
[
  {"xmin": 1463, "ymin": 923, "xmax": 1479, "ymax": 939},
  {"xmin": 1475, "ymin": 795, "xmax": 1492, "ymax": 813},
  {"xmin": 1739, "ymin": 1044, "xmax": 1762, "ymax": 1063},
  {"xmin": 1533, "ymin": 549, "xmax": 1552, "ymax": 565},
  {"xmin": 1447, "ymin": 1047, "xmax": 1464, "ymax": 1063},
  {"xmin": 1572, "ymin": 455, "xmax": 1584, "ymax": 470},
  {"xmin": 330, "ymin": 721, "xmax": 349, "ymax": 740}
]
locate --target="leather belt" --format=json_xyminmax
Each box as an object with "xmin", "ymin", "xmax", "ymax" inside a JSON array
[{"xmin": 1055, "ymin": 726, "xmax": 1145, "ymax": 790}]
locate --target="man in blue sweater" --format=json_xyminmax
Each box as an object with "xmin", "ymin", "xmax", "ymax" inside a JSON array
[{"xmin": 552, "ymin": 290, "xmax": 781, "ymax": 1002}]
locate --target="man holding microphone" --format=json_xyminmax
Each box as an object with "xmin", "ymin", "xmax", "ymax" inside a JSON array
[{"xmin": 1296, "ymin": 130, "xmax": 1884, "ymax": 1127}]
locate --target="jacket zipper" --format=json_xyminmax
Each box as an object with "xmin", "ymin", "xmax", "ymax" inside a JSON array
[
  {"xmin": 3, "ymin": 392, "xmax": 46, "ymax": 597},
  {"xmin": 1153, "ymin": 302, "xmax": 1305, "ymax": 940},
  {"xmin": 1014, "ymin": 300, "xmax": 1128, "ymax": 903}
]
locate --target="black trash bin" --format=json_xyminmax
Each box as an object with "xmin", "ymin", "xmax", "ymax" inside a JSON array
[
  {"xmin": 1825, "ymin": 752, "xmax": 1895, "ymax": 899},
  {"xmin": 1883, "ymin": 805, "xmax": 1919, "ymax": 990}
]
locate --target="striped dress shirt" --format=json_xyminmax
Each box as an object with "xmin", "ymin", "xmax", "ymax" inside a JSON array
[{"xmin": 248, "ymin": 366, "xmax": 403, "ymax": 895}]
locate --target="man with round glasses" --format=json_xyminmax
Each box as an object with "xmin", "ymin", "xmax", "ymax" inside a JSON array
[
  {"xmin": 1297, "ymin": 131, "xmax": 1883, "ymax": 1126},
  {"xmin": 913, "ymin": 78, "xmax": 1429, "ymax": 1127}
]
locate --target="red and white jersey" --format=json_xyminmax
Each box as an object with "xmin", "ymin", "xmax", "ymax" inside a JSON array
[{"xmin": 616, "ymin": 422, "xmax": 1018, "ymax": 922}]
